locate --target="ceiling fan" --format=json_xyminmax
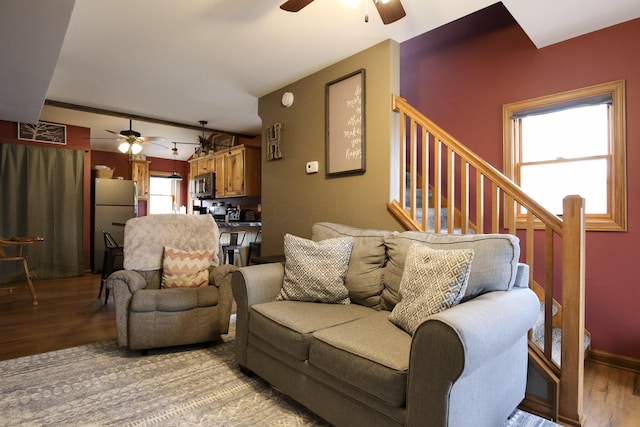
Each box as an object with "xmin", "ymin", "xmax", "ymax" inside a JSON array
[
  {"xmin": 280, "ymin": 0, "xmax": 406, "ymax": 25},
  {"xmin": 105, "ymin": 119, "xmax": 166, "ymax": 155}
]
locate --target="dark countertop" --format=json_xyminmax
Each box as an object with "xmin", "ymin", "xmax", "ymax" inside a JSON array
[{"xmin": 216, "ymin": 221, "xmax": 262, "ymax": 228}]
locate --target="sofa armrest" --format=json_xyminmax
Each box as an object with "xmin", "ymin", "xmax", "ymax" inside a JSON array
[
  {"xmin": 106, "ymin": 270, "xmax": 148, "ymax": 347},
  {"xmin": 107, "ymin": 270, "xmax": 148, "ymax": 294},
  {"xmin": 406, "ymin": 287, "xmax": 539, "ymax": 427},
  {"xmin": 231, "ymin": 263, "xmax": 285, "ymax": 366},
  {"xmin": 210, "ymin": 264, "xmax": 237, "ymax": 334}
]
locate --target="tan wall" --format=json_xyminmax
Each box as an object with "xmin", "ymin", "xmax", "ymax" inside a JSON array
[{"xmin": 258, "ymin": 40, "xmax": 402, "ymax": 255}]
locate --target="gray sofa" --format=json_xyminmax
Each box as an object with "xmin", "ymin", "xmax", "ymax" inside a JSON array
[{"xmin": 232, "ymin": 223, "xmax": 540, "ymax": 427}]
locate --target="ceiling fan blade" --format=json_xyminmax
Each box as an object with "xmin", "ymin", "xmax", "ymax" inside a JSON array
[
  {"xmin": 105, "ymin": 129, "xmax": 127, "ymax": 139},
  {"xmin": 374, "ymin": 0, "xmax": 406, "ymax": 25},
  {"xmin": 173, "ymin": 141, "xmax": 200, "ymax": 145},
  {"xmin": 139, "ymin": 136, "xmax": 166, "ymax": 143},
  {"xmin": 145, "ymin": 141, "xmax": 170, "ymax": 149},
  {"xmin": 280, "ymin": 0, "xmax": 315, "ymax": 12}
]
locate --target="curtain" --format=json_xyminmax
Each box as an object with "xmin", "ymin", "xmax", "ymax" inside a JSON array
[{"xmin": 0, "ymin": 143, "xmax": 85, "ymax": 284}]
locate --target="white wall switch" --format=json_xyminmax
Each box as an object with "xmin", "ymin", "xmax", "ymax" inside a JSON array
[{"xmin": 306, "ymin": 161, "xmax": 319, "ymax": 174}]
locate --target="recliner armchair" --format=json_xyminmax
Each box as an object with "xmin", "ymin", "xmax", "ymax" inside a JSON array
[{"xmin": 106, "ymin": 214, "xmax": 235, "ymax": 351}]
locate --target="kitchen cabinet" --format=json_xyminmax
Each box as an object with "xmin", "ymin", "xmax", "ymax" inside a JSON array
[
  {"xmin": 190, "ymin": 157, "xmax": 214, "ymax": 178},
  {"xmin": 187, "ymin": 145, "xmax": 260, "ymax": 198},
  {"xmin": 131, "ymin": 160, "xmax": 150, "ymax": 200},
  {"xmin": 220, "ymin": 146, "xmax": 261, "ymax": 197},
  {"xmin": 214, "ymin": 155, "xmax": 225, "ymax": 196},
  {"xmin": 224, "ymin": 147, "xmax": 245, "ymax": 196}
]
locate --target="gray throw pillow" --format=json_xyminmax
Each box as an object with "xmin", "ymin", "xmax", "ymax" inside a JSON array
[
  {"xmin": 312, "ymin": 222, "xmax": 394, "ymax": 308},
  {"xmin": 389, "ymin": 244, "xmax": 474, "ymax": 335},
  {"xmin": 277, "ymin": 234, "xmax": 354, "ymax": 304}
]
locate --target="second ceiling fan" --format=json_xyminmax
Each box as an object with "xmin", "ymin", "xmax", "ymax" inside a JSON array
[{"xmin": 280, "ymin": 0, "xmax": 406, "ymax": 25}]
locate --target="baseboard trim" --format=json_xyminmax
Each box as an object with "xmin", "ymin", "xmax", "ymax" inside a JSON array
[{"xmin": 587, "ymin": 349, "xmax": 640, "ymax": 373}]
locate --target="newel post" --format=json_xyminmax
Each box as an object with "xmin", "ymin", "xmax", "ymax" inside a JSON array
[{"xmin": 559, "ymin": 195, "xmax": 586, "ymax": 427}]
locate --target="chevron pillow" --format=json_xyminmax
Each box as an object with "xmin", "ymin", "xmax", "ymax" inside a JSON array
[
  {"xmin": 161, "ymin": 246, "xmax": 214, "ymax": 289},
  {"xmin": 389, "ymin": 244, "xmax": 474, "ymax": 335}
]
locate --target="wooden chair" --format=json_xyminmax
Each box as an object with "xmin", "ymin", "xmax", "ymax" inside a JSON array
[{"xmin": 0, "ymin": 236, "xmax": 43, "ymax": 305}]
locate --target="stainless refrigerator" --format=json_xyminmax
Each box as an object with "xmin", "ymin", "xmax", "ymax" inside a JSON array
[{"xmin": 91, "ymin": 178, "xmax": 138, "ymax": 272}]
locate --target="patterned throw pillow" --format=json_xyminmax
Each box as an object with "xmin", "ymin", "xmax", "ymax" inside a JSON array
[
  {"xmin": 277, "ymin": 234, "xmax": 354, "ymax": 304},
  {"xmin": 161, "ymin": 246, "xmax": 214, "ymax": 289},
  {"xmin": 389, "ymin": 244, "xmax": 474, "ymax": 335}
]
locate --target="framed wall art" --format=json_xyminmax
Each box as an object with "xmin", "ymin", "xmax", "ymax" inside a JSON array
[
  {"xmin": 325, "ymin": 69, "xmax": 365, "ymax": 176},
  {"xmin": 18, "ymin": 121, "xmax": 67, "ymax": 145},
  {"xmin": 213, "ymin": 134, "xmax": 236, "ymax": 152}
]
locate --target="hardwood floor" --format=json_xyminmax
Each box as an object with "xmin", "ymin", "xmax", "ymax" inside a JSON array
[
  {"xmin": 583, "ymin": 360, "xmax": 640, "ymax": 426},
  {"xmin": 1, "ymin": 274, "xmax": 639, "ymax": 426},
  {"xmin": 0, "ymin": 273, "xmax": 115, "ymax": 361}
]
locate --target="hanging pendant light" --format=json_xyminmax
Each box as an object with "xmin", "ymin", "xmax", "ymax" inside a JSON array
[{"xmin": 167, "ymin": 142, "xmax": 182, "ymax": 180}]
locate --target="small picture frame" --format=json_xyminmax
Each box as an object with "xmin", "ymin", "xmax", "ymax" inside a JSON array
[
  {"xmin": 18, "ymin": 121, "xmax": 67, "ymax": 145},
  {"xmin": 326, "ymin": 69, "xmax": 366, "ymax": 176},
  {"xmin": 213, "ymin": 134, "xmax": 236, "ymax": 152}
]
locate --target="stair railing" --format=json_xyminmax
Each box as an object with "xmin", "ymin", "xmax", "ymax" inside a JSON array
[{"xmin": 388, "ymin": 95, "xmax": 586, "ymax": 427}]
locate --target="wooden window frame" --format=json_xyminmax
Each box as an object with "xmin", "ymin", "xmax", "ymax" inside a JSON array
[{"xmin": 503, "ymin": 80, "xmax": 627, "ymax": 231}]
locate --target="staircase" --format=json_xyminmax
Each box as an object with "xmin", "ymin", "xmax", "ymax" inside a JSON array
[{"xmin": 389, "ymin": 95, "xmax": 587, "ymax": 427}]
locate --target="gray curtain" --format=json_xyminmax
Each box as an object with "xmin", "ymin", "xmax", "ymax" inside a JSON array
[{"xmin": 0, "ymin": 143, "xmax": 85, "ymax": 284}]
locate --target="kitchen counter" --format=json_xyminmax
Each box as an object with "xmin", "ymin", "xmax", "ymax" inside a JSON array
[{"xmin": 215, "ymin": 221, "xmax": 262, "ymax": 228}]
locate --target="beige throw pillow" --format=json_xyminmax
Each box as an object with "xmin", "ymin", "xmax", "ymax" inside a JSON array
[
  {"xmin": 389, "ymin": 244, "xmax": 474, "ymax": 335},
  {"xmin": 277, "ymin": 234, "xmax": 354, "ymax": 304},
  {"xmin": 161, "ymin": 246, "xmax": 214, "ymax": 289}
]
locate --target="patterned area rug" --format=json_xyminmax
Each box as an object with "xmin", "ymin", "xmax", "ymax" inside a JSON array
[{"xmin": 0, "ymin": 324, "xmax": 559, "ymax": 426}]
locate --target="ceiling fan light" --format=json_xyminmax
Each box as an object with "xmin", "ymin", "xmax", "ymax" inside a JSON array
[
  {"xmin": 118, "ymin": 142, "xmax": 131, "ymax": 153},
  {"xmin": 344, "ymin": 0, "xmax": 360, "ymax": 8},
  {"xmin": 131, "ymin": 143, "xmax": 143, "ymax": 154}
]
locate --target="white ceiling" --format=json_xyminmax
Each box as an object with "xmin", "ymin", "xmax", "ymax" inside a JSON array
[{"xmin": 2, "ymin": 0, "xmax": 639, "ymax": 160}]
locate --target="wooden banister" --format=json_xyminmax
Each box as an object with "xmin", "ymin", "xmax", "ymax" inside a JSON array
[{"xmin": 388, "ymin": 94, "xmax": 585, "ymax": 426}]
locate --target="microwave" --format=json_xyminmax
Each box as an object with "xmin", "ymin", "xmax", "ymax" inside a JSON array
[{"xmin": 192, "ymin": 172, "xmax": 216, "ymax": 199}]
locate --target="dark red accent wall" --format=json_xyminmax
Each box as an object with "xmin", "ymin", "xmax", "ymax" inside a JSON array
[{"xmin": 400, "ymin": 4, "xmax": 640, "ymax": 359}]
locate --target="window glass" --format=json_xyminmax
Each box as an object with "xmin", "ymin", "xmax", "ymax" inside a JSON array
[
  {"xmin": 149, "ymin": 176, "xmax": 179, "ymax": 214},
  {"xmin": 520, "ymin": 105, "xmax": 609, "ymax": 162},
  {"xmin": 520, "ymin": 159, "xmax": 608, "ymax": 215}
]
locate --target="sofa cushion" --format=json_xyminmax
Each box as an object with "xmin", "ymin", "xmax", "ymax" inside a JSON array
[
  {"xmin": 312, "ymin": 222, "xmax": 394, "ymax": 308},
  {"xmin": 277, "ymin": 233, "xmax": 353, "ymax": 304},
  {"xmin": 389, "ymin": 244, "xmax": 474, "ymax": 335},
  {"xmin": 250, "ymin": 301, "xmax": 377, "ymax": 361},
  {"xmin": 161, "ymin": 246, "xmax": 214, "ymax": 289},
  {"xmin": 382, "ymin": 232, "xmax": 520, "ymax": 309},
  {"xmin": 130, "ymin": 286, "xmax": 218, "ymax": 312},
  {"xmin": 310, "ymin": 311, "xmax": 411, "ymax": 407}
]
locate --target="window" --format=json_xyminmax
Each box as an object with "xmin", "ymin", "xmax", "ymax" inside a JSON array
[
  {"xmin": 503, "ymin": 80, "xmax": 626, "ymax": 231},
  {"xmin": 149, "ymin": 174, "xmax": 181, "ymax": 214}
]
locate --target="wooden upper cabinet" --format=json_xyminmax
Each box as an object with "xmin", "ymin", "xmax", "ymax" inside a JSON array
[
  {"xmin": 225, "ymin": 145, "xmax": 261, "ymax": 197},
  {"xmin": 201, "ymin": 157, "xmax": 214, "ymax": 174},
  {"xmin": 187, "ymin": 145, "xmax": 260, "ymax": 198},
  {"xmin": 214, "ymin": 155, "xmax": 225, "ymax": 196},
  {"xmin": 131, "ymin": 160, "xmax": 150, "ymax": 200},
  {"xmin": 224, "ymin": 147, "xmax": 245, "ymax": 196}
]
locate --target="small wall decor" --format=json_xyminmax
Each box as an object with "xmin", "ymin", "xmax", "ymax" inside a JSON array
[
  {"xmin": 213, "ymin": 134, "xmax": 236, "ymax": 152},
  {"xmin": 266, "ymin": 123, "xmax": 282, "ymax": 160},
  {"xmin": 325, "ymin": 69, "xmax": 365, "ymax": 176},
  {"xmin": 18, "ymin": 121, "xmax": 67, "ymax": 144}
]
